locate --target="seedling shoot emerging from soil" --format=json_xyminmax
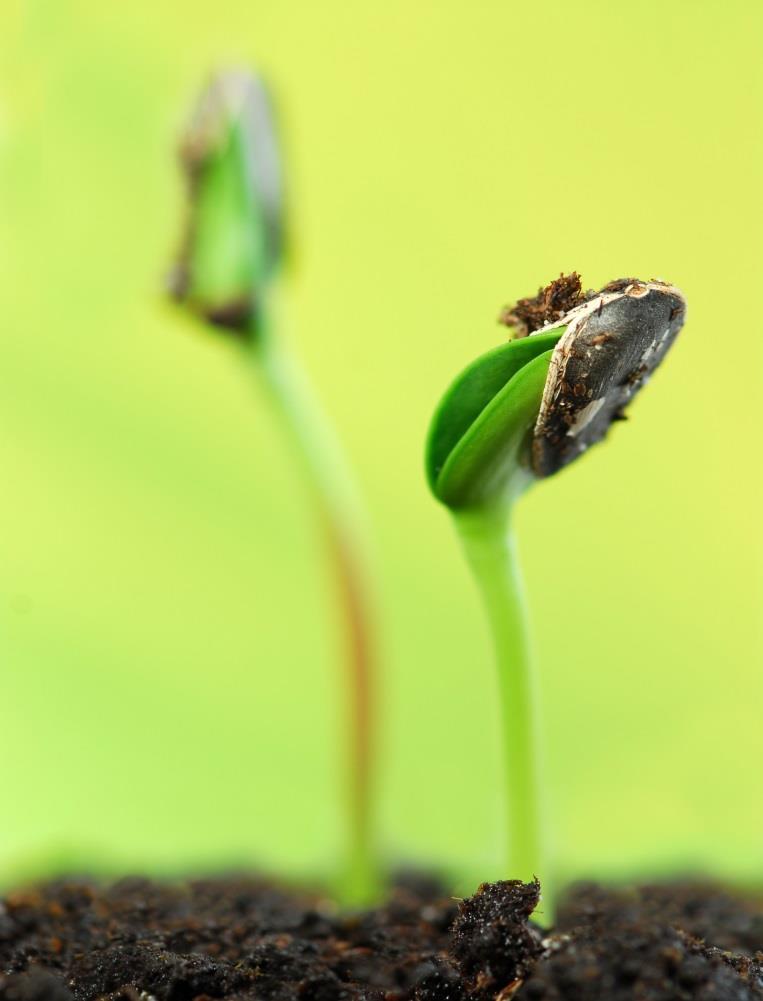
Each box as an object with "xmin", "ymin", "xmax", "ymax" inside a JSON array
[
  {"xmin": 426, "ymin": 274, "xmax": 687, "ymax": 906},
  {"xmin": 169, "ymin": 69, "xmax": 378, "ymax": 904}
]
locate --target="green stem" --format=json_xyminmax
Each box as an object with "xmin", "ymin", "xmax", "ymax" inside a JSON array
[
  {"xmin": 453, "ymin": 505, "xmax": 546, "ymax": 895},
  {"xmin": 243, "ymin": 321, "xmax": 378, "ymax": 905}
]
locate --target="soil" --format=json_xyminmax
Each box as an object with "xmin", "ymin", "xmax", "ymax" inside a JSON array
[
  {"xmin": 1, "ymin": 876, "xmax": 761, "ymax": 1001},
  {"xmin": 499, "ymin": 274, "xmax": 586, "ymax": 338}
]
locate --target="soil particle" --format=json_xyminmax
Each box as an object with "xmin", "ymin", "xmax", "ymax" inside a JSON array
[
  {"xmin": 1, "ymin": 877, "xmax": 761, "ymax": 1001},
  {"xmin": 450, "ymin": 881, "xmax": 543, "ymax": 995},
  {"xmin": 499, "ymin": 275, "xmax": 586, "ymax": 338}
]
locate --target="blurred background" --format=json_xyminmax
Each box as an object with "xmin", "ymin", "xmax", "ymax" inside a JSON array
[{"xmin": 1, "ymin": 0, "xmax": 761, "ymax": 892}]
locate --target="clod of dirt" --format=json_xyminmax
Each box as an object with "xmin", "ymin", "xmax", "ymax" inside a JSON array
[
  {"xmin": 450, "ymin": 880, "xmax": 543, "ymax": 996},
  {"xmin": 1, "ymin": 877, "xmax": 761, "ymax": 1001},
  {"xmin": 499, "ymin": 274, "xmax": 586, "ymax": 338}
]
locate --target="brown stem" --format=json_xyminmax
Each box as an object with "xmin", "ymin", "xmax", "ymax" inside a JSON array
[{"xmin": 321, "ymin": 511, "xmax": 375, "ymax": 895}]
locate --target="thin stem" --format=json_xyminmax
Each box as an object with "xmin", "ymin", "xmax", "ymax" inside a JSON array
[
  {"xmin": 242, "ymin": 321, "xmax": 378, "ymax": 905},
  {"xmin": 453, "ymin": 505, "xmax": 546, "ymax": 895}
]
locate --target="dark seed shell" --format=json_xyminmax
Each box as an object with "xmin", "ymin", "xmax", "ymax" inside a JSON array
[{"xmin": 531, "ymin": 280, "xmax": 687, "ymax": 477}]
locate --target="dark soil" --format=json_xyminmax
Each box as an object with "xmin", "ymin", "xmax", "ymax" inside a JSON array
[
  {"xmin": 499, "ymin": 274, "xmax": 585, "ymax": 337},
  {"xmin": 1, "ymin": 875, "xmax": 761, "ymax": 1001}
]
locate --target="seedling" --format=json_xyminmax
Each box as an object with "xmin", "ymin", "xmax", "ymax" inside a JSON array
[
  {"xmin": 426, "ymin": 274, "xmax": 687, "ymax": 903},
  {"xmin": 168, "ymin": 69, "xmax": 378, "ymax": 904}
]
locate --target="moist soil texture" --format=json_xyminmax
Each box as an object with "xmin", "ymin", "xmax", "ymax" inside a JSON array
[
  {"xmin": 499, "ymin": 273, "xmax": 586, "ymax": 337},
  {"xmin": 1, "ymin": 876, "xmax": 762, "ymax": 1001}
]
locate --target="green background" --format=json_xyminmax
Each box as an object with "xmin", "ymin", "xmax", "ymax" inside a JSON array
[{"xmin": 1, "ymin": 0, "xmax": 761, "ymax": 892}]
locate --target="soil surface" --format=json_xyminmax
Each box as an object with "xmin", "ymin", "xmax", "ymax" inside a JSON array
[{"xmin": 1, "ymin": 875, "xmax": 761, "ymax": 1001}]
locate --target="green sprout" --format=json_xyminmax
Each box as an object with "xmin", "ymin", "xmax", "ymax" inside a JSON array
[
  {"xmin": 168, "ymin": 69, "xmax": 378, "ymax": 904},
  {"xmin": 426, "ymin": 274, "xmax": 687, "ymax": 903}
]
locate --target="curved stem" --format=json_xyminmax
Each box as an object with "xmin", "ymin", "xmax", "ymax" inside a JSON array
[
  {"xmin": 453, "ymin": 505, "xmax": 546, "ymax": 895},
  {"xmin": 243, "ymin": 326, "xmax": 378, "ymax": 905}
]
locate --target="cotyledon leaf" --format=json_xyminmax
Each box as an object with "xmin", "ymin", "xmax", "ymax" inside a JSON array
[
  {"xmin": 425, "ymin": 329, "xmax": 564, "ymax": 494},
  {"xmin": 433, "ymin": 347, "xmax": 559, "ymax": 509}
]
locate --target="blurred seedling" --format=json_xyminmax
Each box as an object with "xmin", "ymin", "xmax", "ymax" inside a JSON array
[
  {"xmin": 168, "ymin": 69, "xmax": 378, "ymax": 904},
  {"xmin": 426, "ymin": 273, "xmax": 687, "ymax": 912}
]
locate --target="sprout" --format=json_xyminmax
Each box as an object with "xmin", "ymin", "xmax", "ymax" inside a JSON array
[
  {"xmin": 169, "ymin": 70, "xmax": 282, "ymax": 333},
  {"xmin": 426, "ymin": 274, "xmax": 687, "ymax": 908},
  {"xmin": 169, "ymin": 69, "xmax": 379, "ymax": 905}
]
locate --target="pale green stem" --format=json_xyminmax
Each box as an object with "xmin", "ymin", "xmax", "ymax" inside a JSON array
[
  {"xmin": 453, "ymin": 505, "xmax": 548, "ymax": 906},
  {"xmin": 241, "ymin": 317, "xmax": 378, "ymax": 906}
]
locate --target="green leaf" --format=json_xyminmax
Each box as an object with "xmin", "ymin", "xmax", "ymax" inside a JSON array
[{"xmin": 426, "ymin": 330, "xmax": 563, "ymax": 509}]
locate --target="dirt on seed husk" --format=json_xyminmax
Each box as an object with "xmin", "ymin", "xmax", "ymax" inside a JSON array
[
  {"xmin": 499, "ymin": 274, "xmax": 586, "ymax": 337},
  {"xmin": 1, "ymin": 876, "xmax": 762, "ymax": 1001}
]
